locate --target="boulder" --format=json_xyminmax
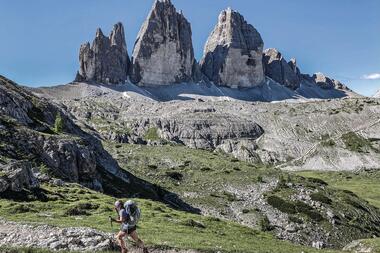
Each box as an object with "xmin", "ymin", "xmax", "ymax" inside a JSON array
[
  {"xmin": 200, "ymin": 8, "xmax": 265, "ymax": 88},
  {"xmin": 41, "ymin": 139, "xmax": 97, "ymax": 184},
  {"xmin": 0, "ymin": 161, "xmax": 39, "ymax": 192},
  {"xmin": 130, "ymin": 0, "xmax": 195, "ymax": 86},
  {"xmin": 75, "ymin": 23, "xmax": 130, "ymax": 84},
  {"xmin": 263, "ymin": 48, "xmax": 300, "ymax": 90}
]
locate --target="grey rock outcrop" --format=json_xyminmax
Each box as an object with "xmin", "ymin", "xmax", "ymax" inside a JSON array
[
  {"xmin": 312, "ymin": 72, "xmax": 335, "ymax": 90},
  {"xmin": 263, "ymin": 48, "xmax": 301, "ymax": 90},
  {"xmin": 0, "ymin": 161, "xmax": 39, "ymax": 193},
  {"xmin": 200, "ymin": 8, "xmax": 265, "ymax": 88},
  {"xmin": 41, "ymin": 138, "xmax": 97, "ymax": 185},
  {"xmin": 131, "ymin": 116, "xmax": 264, "ymax": 151},
  {"xmin": 130, "ymin": 0, "xmax": 195, "ymax": 86},
  {"xmin": 75, "ymin": 23, "xmax": 130, "ymax": 84},
  {"xmin": 374, "ymin": 90, "xmax": 380, "ymax": 98},
  {"xmin": 0, "ymin": 219, "xmax": 202, "ymax": 253},
  {"xmin": 311, "ymin": 72, "xmax": 351, "ymax": 91}
]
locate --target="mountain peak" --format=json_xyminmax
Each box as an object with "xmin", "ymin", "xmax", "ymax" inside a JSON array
[
  {"xmin": 130, "ymin": 0, "xmax": 195, "ymax": 86},
  {"xmin": 75, "ymin": 23, "xmax": 130, "ymax": 84},
  {"xmin": 200, "ymin": 9, "xmax": 264, "ymax": 88}
]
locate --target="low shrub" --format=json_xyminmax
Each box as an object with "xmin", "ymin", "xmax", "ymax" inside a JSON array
[
  {"xmin": 63, "ymin": 202, "xmax": 99, "ymax": 216},
  {"xmin": 310, "ymin": 192, "xmax": 332, "ymax": 205},
  {"xmin": 166, "ymin": 171, "xmax": 183, "ymax": 181},
  {"xmin": 182, "ymin": 219, "xmax": 206, "ymax": 229},
  {"xmin": 144, "ymin": 127, "xmax": 160, "ymax": 141},
  {"xmin": 64, "ymin": 207, "xmax": 90, "ymax": 216},
  {"xmin": 223, "ymin": 191, "xmax": 239, "ymax": 202},
  {"xmin": 307, "ymin": 177, "xmax": 328, "ymax": 186},
  {"xmin": 267, "ymin": 196, "xmax": 296, "ymax": 214},
  {"xmin": 342, "ymin": 132, "xmax": 372, "ymax": 153},
  {"xmin": 267, "ymin": 196, "xmax": 324, "ymax": 222},
  {"xmin": 10, "ymin": 204, "xmax": 37, "ymax": 214}
]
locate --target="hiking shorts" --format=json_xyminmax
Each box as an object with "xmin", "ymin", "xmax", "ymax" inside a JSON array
[{"xmin": 121, "ymin": 225, "xmax": 136, "ymax": 234}]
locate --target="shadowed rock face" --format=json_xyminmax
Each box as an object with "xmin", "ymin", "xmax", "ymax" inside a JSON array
[
  {"xmin": 312, "ymin": 72, "xmax": 336, "ymax": 89},
  {"xmin": 130, "ymin": 0, "xmax": 195, "ymax": 86},
  {"xmin": 263, "ymin": 48, "xmax": 301, "ymax": 90},
  {"xmin": 263, "ymin": 48, "xmax": 352, "ymax": 92},
  {"xmin": 75, "ymin": 23, "xmax": 130, "ymax": 84},
  {"xmin": 200, "ymin": 8, "xmax": 265, "ymax": 88}
]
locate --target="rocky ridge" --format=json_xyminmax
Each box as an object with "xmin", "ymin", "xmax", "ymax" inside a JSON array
[
  {"xmin": 263, "ymin": 48, "xmax": 301, "ymax": 90},
  {"xmin": 73, "ymin": 1, "xmax": 351, "ymax": 98},
  {"xmin": 263, "ymin": 48, "xmax": 352, "ymax": 93}
]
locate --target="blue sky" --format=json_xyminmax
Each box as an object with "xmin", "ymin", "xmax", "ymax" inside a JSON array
[{"xmin": 0, "ymin": 0, "xmax": 379, "ymax": 96}]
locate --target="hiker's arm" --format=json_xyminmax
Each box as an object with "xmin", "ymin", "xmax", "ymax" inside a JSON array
[
  {"xmin": 111, "ymin": 215, "xmax": 124, "ymax": 224},
  {"xmin": 112, "ymin": 217, "xmax": 123, "ymax": 224},
  {"xmin": 111, "ymin": 209, "xmax": 127, "ymax": 223}
]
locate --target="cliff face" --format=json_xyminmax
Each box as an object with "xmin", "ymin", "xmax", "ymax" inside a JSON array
[
  {"xmin": 130, "ymin": 0, "xmax": 195, "ymax": 86},
  {"xmin": 75, "ymin": 23, "xmax": 130, "ymax": 84},
  {"xmin": 200, "ymin": 8, "xmax": 265, "ymax": 88},
  {"xmin": 263, "ymin": 48, "xmax": 301, "ymax": 90}
]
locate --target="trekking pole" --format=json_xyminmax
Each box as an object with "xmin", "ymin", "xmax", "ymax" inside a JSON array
[{"xmin": 109, "ymin": 216, "xmax": 113, "ymax": 229}]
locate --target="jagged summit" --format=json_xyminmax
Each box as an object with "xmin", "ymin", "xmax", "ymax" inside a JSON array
[
  {"xmin": 263, "ymin": 48, "xmax": 352, "ymax": 93},
  {"xmin": 72, "ymin": 2, "xmax": 354, "ymax": 100},
  {"xmin": 130, "ymin": 0, "xmax": 196, "ymax": 86},
  {"xmin": 263, "ymin": 48, "xmax": 301, "ymax": 90},
  {"xmin": 75, "ymin": 22, "xmax": 130, "ymax": 85},
  {"xmin": 200, "ymin": 8, "xmax": 265, "ymax": 88}
]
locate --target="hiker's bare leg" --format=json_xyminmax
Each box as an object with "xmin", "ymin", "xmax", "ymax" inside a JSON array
[
  {"xmin": 129, "ymin": 230, "xmax": 148, "ymax": 252},
  {"xmin": 116, "ymin": 231, "xmax": 127, "ymax": 253}
]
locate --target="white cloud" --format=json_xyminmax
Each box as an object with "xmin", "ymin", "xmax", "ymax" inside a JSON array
[{"xmin": 362, "ymin": 73, "xmax": 380, "ymax": 80}]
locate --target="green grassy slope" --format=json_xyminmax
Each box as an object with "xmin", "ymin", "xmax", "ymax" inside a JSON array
[
  {"xmin": 102, "ymin": 142, "xmax": 380, "ymax": 249},
  {"xmin": 103, "ymin": 142, "xmax": 279, "ymax": 209},
  {"xmin": 294, "ymin": 170, "xmax": 380, "ymax": 252},
  {"xmin": 295, "ymin": 170, "xmax": 380, "ymax": 209},
  {"xmin": 0, "ymin": 183, "xmax": 340, "ymax": 253}
]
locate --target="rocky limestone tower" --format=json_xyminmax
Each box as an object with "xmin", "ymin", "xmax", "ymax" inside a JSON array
[
  {"xmin": 200, "ymin": 8, "xmax": 265, "ymax": 88},
  {"xmin": 75, "ymin": 22, "xmax": 130, "ymax": 84},
  {"xmin": 263, "ymin": 48, "xmax": 301, "ymax": 90},
  {"xmin": 130, "ymin": 0, "xmax": 195, "ymax": 86}
]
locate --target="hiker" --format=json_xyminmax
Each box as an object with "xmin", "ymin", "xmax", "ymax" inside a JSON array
[{"xmin": 110, "ymin": 200, "xmax": 148, "ymax": 253}]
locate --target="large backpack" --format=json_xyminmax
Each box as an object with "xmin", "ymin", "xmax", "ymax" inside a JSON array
[{"xmin": 124, "ymin": 200, "xmax": 141, "ymax": 227}]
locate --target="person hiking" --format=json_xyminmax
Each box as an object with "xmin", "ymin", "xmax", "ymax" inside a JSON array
[{"xmin": 110, "ymin": 200, "xmax": 149, "ymax": 253}]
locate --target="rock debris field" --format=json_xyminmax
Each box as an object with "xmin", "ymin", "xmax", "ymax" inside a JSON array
[{"xmin": 0, "ymin": 219, "xmax": 199, "ymax": 252}]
